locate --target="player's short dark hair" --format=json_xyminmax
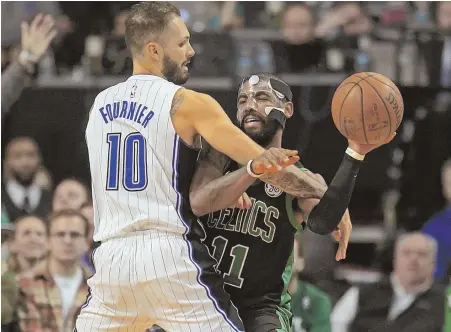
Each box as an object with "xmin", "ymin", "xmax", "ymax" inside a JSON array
[
  {"xmin": 125, "ymin": 1, "xmax": 181, "ymax": 56},
  {"xmin": 253, "ymin": 73, "xmax": 290, "ymax": 87},
  {"xmin": 49, "ymin": 209, "xmax": 90, "ymax": 237}
]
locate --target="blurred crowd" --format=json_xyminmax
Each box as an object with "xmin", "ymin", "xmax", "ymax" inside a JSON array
[
  {"xmin": 1, "ymin": 1, "xmax": 451, "ymax": 85},
  {"xmin": 1, "ymin": 1, "xmax": 451, "ymax": 332}
]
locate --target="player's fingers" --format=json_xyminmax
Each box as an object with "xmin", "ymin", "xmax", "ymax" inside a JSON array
[
  {"xmin": 384, "ymin": 132, "xmax": 397, "ymax": 144},
  {"xmin": 21, "ymin": 22, "xmax": 29, "ymax": 39},
  {"xmin": 336, "ymin": 244, "xmax": 347, "ymax": 261},
  {"xmin": 44, "ymin": 28, "xmax": 58, "ymax": 45},
  {"xmin": 268, "ymin": 148, "xmax": 289, "ymax": 164},
  {"xmin": 332, "ymin": 229, "xmax": 341, "ymax": 242},
  {"xmin": 237, "ymin": 195, "xmax": 244, "ymax": 209},
  {"xmin": 242, "ymin": 192, "xmax": 252, "ymax": 209},
  {"xmin": 41, "ymin": 17, "xmax": 56, "ymax": 37},
  {"xmin": 30, "ymin": 13, "xmax": 44, "ymax": 32},
  {"xmin": 339, "ymin": 226, "xmax": 352, "ymax": 260},
  {"xmin": 254, "ymin": 155, "xmax": 278, "ymax": 173},
  {"xmin": 279, "ymin": 148, "xmax": 298, "ymax": 157},
  {"xmin": 281, "ymin": 155, "xmax": 299, "ymax": 168}
]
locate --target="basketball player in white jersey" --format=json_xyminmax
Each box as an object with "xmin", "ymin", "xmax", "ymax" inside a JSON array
[{"xmin": 76, "ymin": 2, "xmax": 331, "ymax": 331}]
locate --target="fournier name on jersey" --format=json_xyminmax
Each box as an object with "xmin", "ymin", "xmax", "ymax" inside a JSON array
[{"xmin": 98, "ymin": 100, "xmax": 155, "ymax": 129}]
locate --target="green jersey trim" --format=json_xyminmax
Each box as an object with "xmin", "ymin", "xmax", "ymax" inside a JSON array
[
  {"xmin": 284, "ymin": 166, "xmax": 309, "ymax": 233},
  {"xmin": 279, "ymin": 249, "xmax": 294, "ymax": 314}
]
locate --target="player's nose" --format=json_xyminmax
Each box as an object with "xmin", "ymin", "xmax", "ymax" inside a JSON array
[{"xmin": 187, "ymin": 43, "xmax": 195, "ymax": 58}]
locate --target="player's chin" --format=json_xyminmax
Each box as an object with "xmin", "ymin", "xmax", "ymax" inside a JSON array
[
  {"xmin": 177, "ymin": 70, "xmax": 190, "ymax": 85},
  {"xmin": 243, "ymin": 122, "xmax": 264, "ymax": 133}
]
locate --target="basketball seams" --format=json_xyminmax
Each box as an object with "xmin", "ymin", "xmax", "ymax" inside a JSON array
[
  {"xmin": 355, "ymin": 84, "xmax": 369, "ymax": 144},
  {"xmin": 337, "ymin": 76, "xmax": 369, "ymax": 137},
  {"xmin": 359, "ymin": 79, "xmax": 393, "ymax": 140},
  {"xmin": 338, "ymin": 83, "xmax": 358, "ymax": 137},
  {"xmin": 365, "ymin": 74, "xmax": 403, "ymax": 100}
]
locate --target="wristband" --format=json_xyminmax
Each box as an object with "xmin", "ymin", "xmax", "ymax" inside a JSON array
[
  {"xmin": 345, "ymin": 147, "xmax": 365, "ymax": 161},
  {"xmin": 246, "ymin": 160, "xmax": 264, "ymax": 178},
  {"xmin": 19, "ymin": 50, "xmax": 40, "ymax": 64}
]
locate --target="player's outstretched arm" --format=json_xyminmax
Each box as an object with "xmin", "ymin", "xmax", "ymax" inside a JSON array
[
  {"xmin": 171, "ymin": 88, "xmax": 298, "ymax": 171},
  {"xmin": 261, "ymin": 165, "xmax": 328, "ymax": 199},
  {"xmin": 291, "ymin": 154, "xmax": 360, "ymax": 236},
  {"xmin": 190, "ymin": 143, "xmax": 254, "ymax": 216}
]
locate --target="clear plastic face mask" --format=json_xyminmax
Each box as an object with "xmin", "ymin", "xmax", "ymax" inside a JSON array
[{"xmin": 237, "ymin": 75, "xmax": 286, "ymax": 124}]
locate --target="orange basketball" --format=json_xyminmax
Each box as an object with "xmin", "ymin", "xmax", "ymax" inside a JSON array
[{"xmin": 331, "ymin": 72, "xmax": 404, "ymax": 144}]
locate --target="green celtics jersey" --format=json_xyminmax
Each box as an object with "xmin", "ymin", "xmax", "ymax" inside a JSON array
[{"xmin": 200, "ymin": 175, "xmax": 303, "ymax": 313}]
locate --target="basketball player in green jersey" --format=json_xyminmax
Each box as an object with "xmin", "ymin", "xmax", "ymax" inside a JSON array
[{"xmin": 189, "ymin": 73, "xmax": 395, "ymax": 332}]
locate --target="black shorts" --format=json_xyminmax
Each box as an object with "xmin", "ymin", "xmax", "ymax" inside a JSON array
[{"xmin": 240, "ymin": 306, "xmax": 292, "ymax": 332}]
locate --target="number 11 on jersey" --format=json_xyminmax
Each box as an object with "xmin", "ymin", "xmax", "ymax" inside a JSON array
[
  {"xmin": 106, "ymin": 132, "xmax": 148, "ymax": 191},
  {"xmin": 211, "ymin": 236, "xmax": 249, "ymax": 288}
]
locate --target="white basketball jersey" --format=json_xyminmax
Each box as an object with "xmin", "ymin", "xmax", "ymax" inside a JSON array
[{"xmin": 86, "ymin": 75, "xmax": 198, "ymax": 242}]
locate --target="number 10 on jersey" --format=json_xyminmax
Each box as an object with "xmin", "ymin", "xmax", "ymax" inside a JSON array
[{"xmin": 106, "ymin": 132, "xmax": 148, "ymax": 191}]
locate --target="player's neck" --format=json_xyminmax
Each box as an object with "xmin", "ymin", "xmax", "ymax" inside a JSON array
[
  {"xmin": 48, "ymin": 256, "xmax": 81, "ymax": 277},
  {"xmin": 132, "ymin": 60, "xmax": 165, "ymax": 80}
]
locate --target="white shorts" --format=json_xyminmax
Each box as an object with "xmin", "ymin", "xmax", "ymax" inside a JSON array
[{"xmin": 75, "ymin": 231, "xmax": 243, "ymax": 332}]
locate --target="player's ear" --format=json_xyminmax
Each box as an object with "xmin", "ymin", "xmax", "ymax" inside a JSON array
[
  {"xmin": 284, "ymin": 101, "xmax": 294, "ymax": 118},
  {"xmin": 146, "ymin": 42, "xmax": 160, "ymax": 61}
]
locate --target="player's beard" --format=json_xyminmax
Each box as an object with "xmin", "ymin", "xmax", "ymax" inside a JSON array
[
  {"xmin": 162, "ymin": 54, "xmax": 189, "ymax": 85},
  {"xmin": 10, "ymin": 169, "xmax": 37, "ymax": 187},
  {"xmin": 239, "ymin": 117, "xmax": 280, "ymax": 147}
]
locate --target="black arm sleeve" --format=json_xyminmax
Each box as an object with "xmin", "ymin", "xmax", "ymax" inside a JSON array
[{"xmin": 307, "ymin": 154, "xmax": 362, "ymax": 235}]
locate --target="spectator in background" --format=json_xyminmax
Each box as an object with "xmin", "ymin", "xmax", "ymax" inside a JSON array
[
  {"xmin": 209, "ymin": 1, "xmax": 244, "ymax": 31},
  {"xmin": 1, "ymin": 14, "xmax": 57, "ymax": 115},
  {"xmin": 315, "ymin": 3, "xmax": 373, "ymax": 39},
  {"xmin": 273, "ymin": 3, "xmax": 325, "ymax": 73},
  {"xmin": 422, "ymin": 159, "xmax": 451, "ymax": 281},
  {"xmin": 5, "ymin": 215, "xmax": 48, "ymax": 274},
  {"xmin": 52, "ymin": 178, "xmax": 90, "ymax": 213},
  {"xmin": 1, "ymin": 260, "xmax": 19, "ymax": 330},
  {"xmin": 2, "ymin": 137, "xmax": 52, "ymax": 222},
  {"xmin": 17, "ymin": 210, "xmax": 91, "ymax": 332},
  {"xmin": 102, "ymin": 9, "xmax": 132, "ymax": 75},
  {"xmin": 421, "ymin": 1, "xmax": 451, "ymax": 87},
  {"xmin": 331, "ymin": 232, "xmax": 445, "ymax": 332},
  {"xmin": 315, "ymin": 2, "xmax": 373, "ymax": 73},
  {"xmin": 290, "ymin": 235, "xmax": 332, "ymax": 332},
  {"xmin": 34, "ymin": 166, "xmax": 53, "ymax": 192}
]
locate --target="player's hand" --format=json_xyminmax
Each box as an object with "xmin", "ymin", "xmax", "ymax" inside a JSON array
[
  {"xmin": 251, "ymin": 147, "xmax": 299, "ymax": 175},
  {"xmin": 347, "ymin": 132, "xmax": 396, "ymax": 156},
  {"xmin": 333, "ymin": 209, "xmax": 352, "ymax": 261},
  {"xmin": 21, "ymin": 14, "xmax": 57, "ymax": 60},
  {"xmin": 230, "ymin": 192, "xmax": 252, "ymax": 210}
]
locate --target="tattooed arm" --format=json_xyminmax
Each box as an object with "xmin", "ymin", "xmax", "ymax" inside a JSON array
[
  {"xmin": 190, "ymin": 142, "xmax": 255, "ymax": 216},
  {"xmin": 261, "ymin": 165, "xmax": 328, "ymax": 199}
]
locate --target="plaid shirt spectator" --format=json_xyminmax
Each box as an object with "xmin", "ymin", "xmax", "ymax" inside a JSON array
[{"xmin": 17, "ymin": 258, "xmax": 92, "ymax": 332}]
